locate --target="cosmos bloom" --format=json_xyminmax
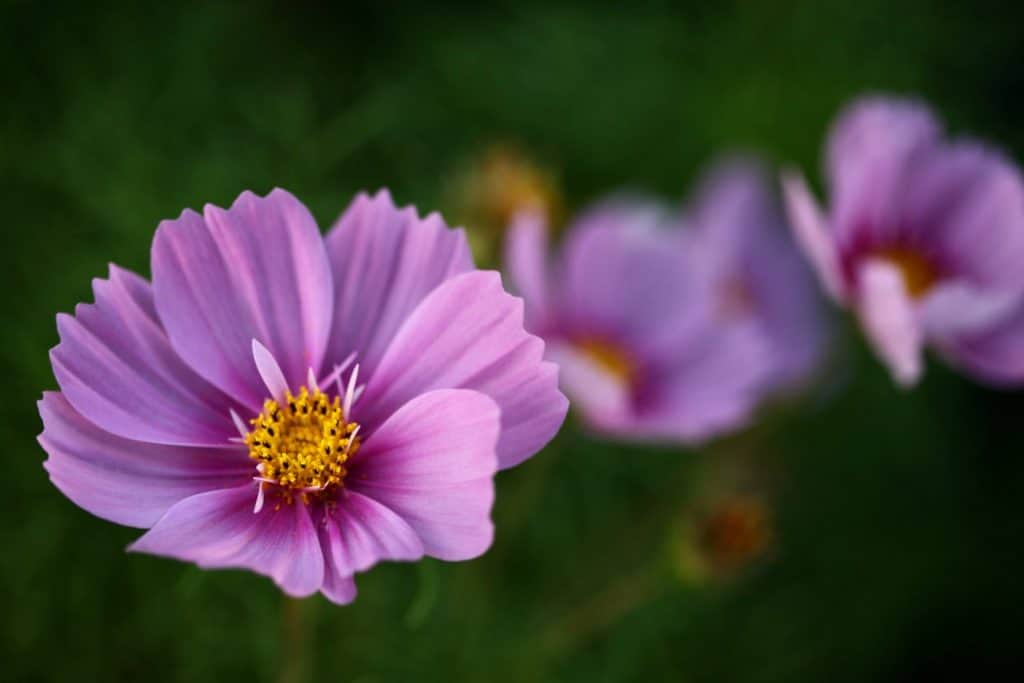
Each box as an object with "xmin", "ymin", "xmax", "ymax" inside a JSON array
[
  {"xmin": 504, "ymin": 199, "xmax": 767, "ymax": 443},
  {"xmin": 682, "ymin": 158, "xmax": 827, "ymax": 397},
  {"xmin": 782, "ymin": 96, "xmax": 1024, "ymax": 386},
  {"xmin": 39, "ymin": 188, "xmax": 567, "ymax": 603}
]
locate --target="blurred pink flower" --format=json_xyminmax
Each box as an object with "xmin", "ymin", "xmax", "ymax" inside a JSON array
[
  {"xmin": 39, "ymin": 188, "xmax": 567, "ymax": 603},
  {"xmin": 504, "ymin": 198, "xmax": 767, "ymax": 443},
  {"xmin": 683, "ymin": 157, "xmax": 828, "ymax": 398},
  {"xmin": 783, "ymin": 96, "xmax": 1024, "ymax": 386}
]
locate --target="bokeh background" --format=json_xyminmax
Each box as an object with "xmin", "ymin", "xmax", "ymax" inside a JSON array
[{"xmin": 3, "ymin": 1, "xmax": 1024, "ymax": 680}]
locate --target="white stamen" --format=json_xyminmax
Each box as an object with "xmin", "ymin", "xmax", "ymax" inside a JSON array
[
  {"xmin": 352, "ymin": 384, "xmax": 365, "ymax": 404},
  {"xmin": 319, "ymin": 352, "xmax": 357, "ymax": 389},
  {"xmin": 228, "ymin": 436, "xmax": 247, "ymax": 444},
  {"xmin": 229, "ymin": 409, "xmax": 249, "ymax": 438},
  {"xmin": 345, "ymin": 424, "xmax": 361, "ymax": 454},
  {"xmin": 307, "ymin": 367, "xmax": 319, "ymax": 391},
  {"xmin": 252, "ymin": 339, "xmax": 289, "ymax": 400},
  {"xmin": 253, "ymin": 481, "xmax": 266, "ymax": 514},
  {"xmin": 336, "ymin": 352, "xmax": 358, "ymax": 376},
  {"xmin": 344, "ymin": 364, "xmax": 360, "ymax": 418}
]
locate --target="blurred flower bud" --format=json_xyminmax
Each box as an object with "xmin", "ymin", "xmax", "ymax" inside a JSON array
[
  {"xmin": 673, "ymin": 490, "xmax": 775, "ymax": 584},
  {"xmin": 446, "ymin": 143, "xmax": 562, "ymax": 266}
]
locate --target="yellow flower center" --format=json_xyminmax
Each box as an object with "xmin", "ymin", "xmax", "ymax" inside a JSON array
[
  {"xmin": 577, "ymin": 339, "xmax": 634, "ymax": 384},
  {"xmin": 245, "ymin": 385, "xmax": 361, "ymax": 492},
  {"xmin": 877, "ymin": 247, "xmax": 938, "ymax": 299}
]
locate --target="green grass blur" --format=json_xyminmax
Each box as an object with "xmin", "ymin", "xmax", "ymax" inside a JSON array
[{"xmin": 2, "ymin": 1, "xmax": 1023, "ymax": 680}]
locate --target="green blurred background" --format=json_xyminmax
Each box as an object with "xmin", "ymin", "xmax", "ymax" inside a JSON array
[{"xmin": 3, "ymin": 1, "xmax": 1023, "ymax": 680}]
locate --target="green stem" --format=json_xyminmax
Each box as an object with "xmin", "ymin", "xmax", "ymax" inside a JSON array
[
  {"xmin": 540, "ymin": 564, "xmax": 665, "ymax": 655},
  {"xmin": 278, "ymin": 596, "xmax": 311, "ymax": 683}
]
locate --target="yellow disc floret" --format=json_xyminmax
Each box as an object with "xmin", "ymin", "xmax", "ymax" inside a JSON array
[
  {"xmin": 877, "ymin": 246, "xmax": 938, "ymax": 299},
  {"xmin": 245, "ymin": 385, "xmax": 361, "ymax": 492},
  {"xmin": 576, "ymin": 339, "xmax": 635, "ymax": 384}
]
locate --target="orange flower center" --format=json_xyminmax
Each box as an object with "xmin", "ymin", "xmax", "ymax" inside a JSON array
[
  {"xmin": 576, "ymin": 339, "xmax": 634, "ymax": 384},
  {"xmin": 877, "ymin": 247, "xmax": 938, "ymax": 299}
]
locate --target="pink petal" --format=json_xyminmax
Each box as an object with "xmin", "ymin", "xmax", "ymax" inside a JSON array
[
  {"xmin": 151, "ymin": 189, "xmax": 334, "ymax": 410},
  {"xmin": 349, "ymin": 389, "xmax": 500, "ymax": 561},
  {"xmin": 251, "ymin": 339, "xmax": 289, "ymax": 401},
  {"xmin": 690, "ymin": 158, "xmax": 828, "ymax": 393},
  {"xmin": 544, "ymin": 341, "xmax": 632, "ymax": 428},
  {"xmin": 900, "ymin": 141, "xmax": 1024, "ymax": 290},
  {"xmin": 357, "ymin": 271, "xmax": 567, "ymax": 470},
  {"xmin": 38, "ymin": 392, "xmax": 250, "ymax": 528},
  {"xmin": 939, "ymin": 299, "xmax": 1024, "ymax": 386},
  {"xmin": 595, "ymin": 323, "xmax": 769, "ymax": 443},
  {"xmin": 688, "ymin": 156, "xmax": 774, "ymax": 254},
  {"xmin": 323, "ymin": 190, "xmax": 474, "ymax": 381},
  {"xmin": 560, "ymin": 200, "xmax": 708, "ymax": 360},
  {"xmin": 780, "ymin": 170, "xmax": 845, "ymax": 302},
  {"xmin": 826, "ymin": 98, "xmax": 941, "ymax": 249},
  {"xmin": 130, "ymin": 484, "xmax": 325, "ymax": 597},
  {"xmin": 318, "ymin": 491, "xmax": 424, "ymax": 586},
  {"xmin": 920, "ymin": 282, "xmax": 1023, "ymax": 339},
  {"xmin": 50, "ymin": 265, "xmax": 242, "ymax": 447},
  {"xmin": 856, "ymin": 259, "xmax": 924, "ymax": 387},
  {"xmin": 640, "ymin": 323, "xmax": 770, "ymax": 441},
  {"xmin": 826, "ymin": 96, "xmax": 941, "ymax": 196},
  {"xmin": 503, "ymin": 210, "xmax": 552, "ymax": 333},
  {"xmin": 320, "ymin": 570, "xmax": 358, "ymax": 606}
]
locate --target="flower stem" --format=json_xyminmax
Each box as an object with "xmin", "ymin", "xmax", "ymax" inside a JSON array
[
  {"xmin": 540, "ymin": 564, "xmax": 665, "ymax": 654},
  {"xmin": 278, "ymin": 596, "xmax": 311, "ymax": 683}
]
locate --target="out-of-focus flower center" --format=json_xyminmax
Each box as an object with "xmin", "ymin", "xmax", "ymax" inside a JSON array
[
  {"xmin": 245, "ymin": 386, "xmax": 361, "ymax": 492},
  {"xmin": 577, "ymin": 339, "xmax": 634, "ymax": 384},
  {"xmin": 717, "ymin": 276, "xmax": 755, "ymax": 320},
  {"xmin": 877, "ymin": 247, "xmax": 938, "ymax": 299}
]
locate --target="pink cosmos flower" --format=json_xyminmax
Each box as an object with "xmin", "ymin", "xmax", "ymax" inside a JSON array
[
  {"xmin": 683, "ymin": 158, "xmax": 827, "ymax": 398},
  {"xmin": 39, "ymin": 188, "xmax": 567, "ymax": 603},
  {"xmin": 504, "ymin": 198, "xmax": 767, "ymax": 443},
  {"xmin": 782, "ymin": 96, "xmax": 1024, "ymax": 387}
]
